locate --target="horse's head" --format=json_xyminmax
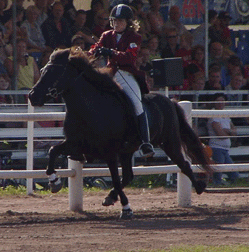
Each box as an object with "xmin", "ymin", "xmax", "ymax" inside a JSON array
[
  {"xmin": 29, "ymin": 46, "xmax": 121, "ymax": 106},
  {"xmin": 29, "ymin": 47, "xmax": 86, "ymax": 106}
]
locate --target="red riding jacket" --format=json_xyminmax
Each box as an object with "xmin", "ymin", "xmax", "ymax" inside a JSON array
[{"xmin": 89, "ymin": 29, "xmax": 149, "ymax": 94}]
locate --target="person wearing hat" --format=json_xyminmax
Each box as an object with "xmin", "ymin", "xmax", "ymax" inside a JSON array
[
  {"xmin": 192, "ymin": 9, "xmax": 218, "ymax": 47},
  {"xmin": 71, "ymin": 34, "xmax": 85, "ymax": 50},
  {"xmin": 207, "ymin": 93, "xmax": 239, "ymax": 185},
  {"xmin": 89, "ymin": 4, "xmax": 155, "ymax": 158},
  {"xmin": 209, "ymin": 11, "xmax": 232, "ymax": 49}
]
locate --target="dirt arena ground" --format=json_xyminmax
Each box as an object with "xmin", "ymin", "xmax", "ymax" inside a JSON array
[{"xmin": 0, "ymin": 187, "xmax": 249, "ymax": 252}]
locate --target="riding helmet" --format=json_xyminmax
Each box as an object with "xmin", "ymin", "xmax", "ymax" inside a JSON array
[{"xmin": 110, "ymin": 4, "xmax": 134, "ymax": 20}]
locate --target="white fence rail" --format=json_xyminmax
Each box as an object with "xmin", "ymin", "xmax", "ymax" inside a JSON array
[{"xmin": 0, "ymin": 101, "xmax": 249, "ymax": 211}]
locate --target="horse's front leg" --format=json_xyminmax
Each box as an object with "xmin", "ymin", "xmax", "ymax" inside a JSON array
[
  {"xmin": 46, "ymin": 141, "xmax": 69, "ymax": 193},
  {"xmin": 102, "ymin": 156, "xmax": 133, "ymax": 219}
]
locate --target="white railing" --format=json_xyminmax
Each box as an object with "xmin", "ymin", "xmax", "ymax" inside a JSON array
[{"xmin": 0, "ymin": 101, "xmax": 249, "ymax": 211}]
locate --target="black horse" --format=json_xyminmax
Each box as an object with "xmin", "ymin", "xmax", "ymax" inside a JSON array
[{"xmin": 29, "ymin": 47, "xmax": 212, "ymax": 219}]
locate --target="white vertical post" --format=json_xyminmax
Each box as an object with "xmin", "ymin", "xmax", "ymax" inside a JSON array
[
  {"xmin": 26, "ymin": 100, "xmax": 34, "ymax": 195},
  {"xmin": 178, "ymin": 101, "xmax": 192, "ymax": 207},
  {"xmin": 68, "ymin": 159, "xmax": 83, "ymax": 211}
]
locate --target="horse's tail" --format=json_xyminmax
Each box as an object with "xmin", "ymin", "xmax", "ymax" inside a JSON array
[{"xmin": 173, "ymin": 101, "xmax": 213, "ymax": 174}]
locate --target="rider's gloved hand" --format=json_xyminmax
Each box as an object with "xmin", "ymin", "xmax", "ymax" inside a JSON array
[{"xmin": 96, "ymin": 47, "xmax": 114, "ymax": 57}]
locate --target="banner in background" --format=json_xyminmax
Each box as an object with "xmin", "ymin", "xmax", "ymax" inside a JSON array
[
  {"xmin": 160, "ymin": 0, "xmax": 249, "ymax": 25},
  {"xmin": 109, "ymin": 0, "xmax": 249, "ymax": 25}
]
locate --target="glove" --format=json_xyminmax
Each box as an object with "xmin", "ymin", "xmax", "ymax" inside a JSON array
[{"xmin": 96, "ymin": 47, "xmax": 114, "ymax": 57}]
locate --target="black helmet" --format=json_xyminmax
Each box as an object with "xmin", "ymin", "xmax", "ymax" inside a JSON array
[{"xmin": 110, "ymin": 4, "xmax": 134, "ymax": 20}]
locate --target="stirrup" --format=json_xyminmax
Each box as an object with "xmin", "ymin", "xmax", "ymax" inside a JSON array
[{"xmin": 139, "ymin": 143, "xmax": 155, "ymax": 158}]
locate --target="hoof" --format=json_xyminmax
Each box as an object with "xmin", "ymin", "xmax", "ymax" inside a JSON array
[
  {"xmin": 102, "ymin": 196, "xmax": 116, "ymax": 206},
  {"xmin": 195, "ymin": 180, "xmax": 207, "ymax": 195},
  {"xmin": 120, "ymin": 208, "xmax": 133, "ymax": 220},
  {"xmin": 49, "ymin": 178, "xmax": 62, "ymax": 193}
]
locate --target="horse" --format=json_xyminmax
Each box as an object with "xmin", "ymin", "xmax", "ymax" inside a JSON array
[{"xmin": 29, "ymin": 47, "xmax": 212, "ymax": 219}]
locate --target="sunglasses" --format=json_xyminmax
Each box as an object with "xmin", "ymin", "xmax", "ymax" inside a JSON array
[{"xmin": 166, "ymin": 35, "xmax": 177, "ymax": 38}]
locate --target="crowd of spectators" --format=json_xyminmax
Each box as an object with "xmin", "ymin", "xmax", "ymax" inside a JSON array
[
  {"xmin": 0, "ymin": 0, "xmax": 246, "ymax": 100},
  {"xmin": 0, "ymin": 0, "xmax": 248, "ymax": 184}
]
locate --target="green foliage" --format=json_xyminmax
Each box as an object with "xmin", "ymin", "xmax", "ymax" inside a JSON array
[
  {"xmin": 128, "ymin": 174, "xmax": 169, "ymax": 188},
  {"xmin": 0, "ymin": 185, "xmax": 26, "ymax": 196}
]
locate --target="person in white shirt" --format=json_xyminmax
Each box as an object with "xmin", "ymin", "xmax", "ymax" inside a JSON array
[{"xmin": 207, "ymin": 93, "xmax": 239, "ymax": 185}]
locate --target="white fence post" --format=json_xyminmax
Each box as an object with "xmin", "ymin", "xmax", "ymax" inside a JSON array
[
  {"xmin": 26, "ymin": 100, "xmax": 34, "ymax": 195},
  {"xmin": 68, "ymin": 159, "xmax": 83, "ymax": 211},
  {"xmin": 178, "ymin": 101, "xmax": 193, "ymax": 207}
]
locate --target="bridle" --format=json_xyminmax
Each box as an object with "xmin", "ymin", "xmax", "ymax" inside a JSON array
[{"xmin": 40, "ymin": 61, "xmax": 68, "ymax": 99}]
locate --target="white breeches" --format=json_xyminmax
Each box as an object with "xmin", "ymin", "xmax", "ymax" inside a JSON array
[{"xmin": 114, "ymin": 70, "xmax": 144, "ymax": 116}]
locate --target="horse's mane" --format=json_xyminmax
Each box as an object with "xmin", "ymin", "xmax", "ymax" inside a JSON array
[{"xmin": 56, "ymin": 47, "xmax": 122, "ymax": 93}]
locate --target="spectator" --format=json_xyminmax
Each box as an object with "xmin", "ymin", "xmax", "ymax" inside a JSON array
[
  {"xmin": 189, "ymin": 71, "xmax": 206, "ymax": 91},
  {"xmin": 130, "ymin": 0, "xmax": 151, "ymax": 41},
  {"xmin": 4, "ymin": 6, "xmax": 27, "ymax": 43},
  {"xmin": 181, "ymin": 71, "xmax": 207, "ymax": 134},
  {"xmin": 208, "ymin": 42, "xmax": 227, "ymax": 67},
  {"xmin": 85, "ymin": 0, "xmax": 104, "ymax": 30},
  {"xmin": 34, "ymin": 0, "xmax": 48, "ymax": 27},
  {"xmin": 71, "ymin": 9, "xmax": 97, "ymax": 50},
  {"xmin": 71, "ymin": 34, "xmax": 85, "ymax": 50},
  {"xmin": 223, "ymin": 55, "xmax": 244, "ymax": 88},
  {"xmin": 0, "ymin": 68, "xmax": 13, "ymax": 104},
  {"xmin": 0, "ymin": 0, "xmax": 8, "ymax": 31},
  {"xmin": 39, "ymin": 47, "xmax": 53, "ymax": 69},
  {"xmin": 207, "ymin": 93, "xmax": 239, "ymax": 185},
  {"xmin": 164, "ymin": 5, "xmax": 187, "ymax": 39},
  {"xmin": 61, "ymin": 0, "xmax": 77, "ymax": 25},
  {"xmin": 137, "ymin": 46, "xmax": 153, "ymax": 73},
  {"xmin": 160, "ymin": 27, "xmax": 180, "ymax": 58},
  {"xmin": 147, "ymin": 0, "xmax": 164, "ymax": 36},
  {"xmin": 225, "ymin": 73, "xmax": 245, "ymax": 106},
  {"xmin": 192, "ymin": 10, "xmax": 218, "ymax": 47},
  {"xmin": 41, "ymin": 2, "xmax": 72, "ymax": 49},
  {"xmin": 175, "ymin": 31, "xmax": 193, "ymax": 67},
  {"xmin": 204, "ymin": 64, "xmax": 224, "ymax": 90},
  {"xmin": 0, "ymin": 27, "xmax": 11, "ymax": 65},
  {"xmin": 21, "ymin": 5, "xmax": 47, "ymax": 53},
  {"xmin": 146, "ymin": 35, "xmax": 161, "ymax": 62},
  {"xmin": 3, "ymin": 0, "xmax": 25, "ymax": 24},
  {"xmin": 136, "ymin": 46, "xmax": 154, "ymax": 90},
  {"xmin": 4, "ymin": 38, "xmax": 40, "ymax": 102},
  {"xmin": 47, "ymin": 0, "xmax": 55, "ymax": 17},
  {"xmin": 189, "ymin": 45, "xmax": 205, "ymax": 73},
  {"xmin": 209, "ymin": 11, "xmax": 233, "ymax": 50},
  {"xmin": 92, "ymin": 9, "xmax": 110, "ymax": 38}
]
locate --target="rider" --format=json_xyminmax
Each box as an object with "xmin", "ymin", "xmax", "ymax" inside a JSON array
[{"xmin": 88, "ymin": 4, "xmax": 155, "ymax": 158}]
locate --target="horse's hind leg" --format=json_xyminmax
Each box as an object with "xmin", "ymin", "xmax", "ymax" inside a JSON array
[
  {"xmin": 120, "ymin": 152, "xmax": 134, "ymax": 188},
  {"xmin": 162, "ymin": 142, "xmax": 206, "ymax": 195},
  {"xmin": 103, "ymin": 156, "xmax": 133, "ymax": 219}
]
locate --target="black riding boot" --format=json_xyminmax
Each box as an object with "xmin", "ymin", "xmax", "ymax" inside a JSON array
[{"xmin": 137, "ymin": 112, "xmax": 155, "ymax": 158}]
